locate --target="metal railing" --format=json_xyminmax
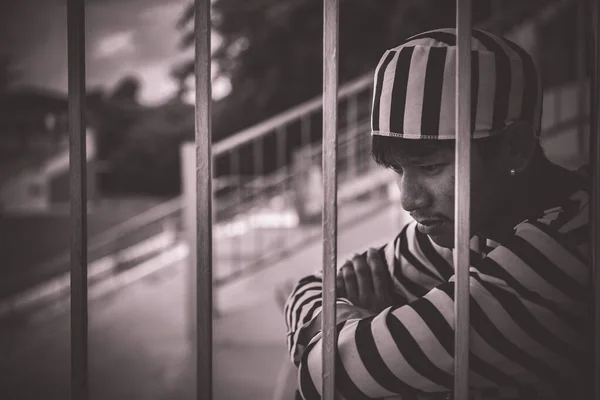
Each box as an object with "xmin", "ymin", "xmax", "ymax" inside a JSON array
[
  {"xmin": 58, "ymin": 0, "xmax": 590, "ymax": 308},
  {"xmin": 25, "ymin": 0, "xmax": 600, "ymax": 398},
  {"xmin": 4, "ymin": 0, "xmax": 585, "ymax": 315},
  {"xmin": 0, "ymin": 1, "xmax": 585, "ymax": 309}
]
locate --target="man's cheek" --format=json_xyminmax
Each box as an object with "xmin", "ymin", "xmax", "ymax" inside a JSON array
[{"xmin": 442, "ymin": 181, "xmax": 455, "ymax": 214}]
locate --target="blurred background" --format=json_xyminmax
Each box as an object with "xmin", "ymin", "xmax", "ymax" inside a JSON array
[{"xmin": 0, "ymin": 0, "xmax": 591, "ymax": 399}]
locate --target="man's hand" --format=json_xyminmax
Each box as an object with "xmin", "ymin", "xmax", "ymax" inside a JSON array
[{"xmin": 336, "ymin": 248, "xmax": 395, "ymax": 314}]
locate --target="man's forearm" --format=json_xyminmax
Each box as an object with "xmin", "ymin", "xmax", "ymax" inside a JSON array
[{"xmin": 298, "ymin": 303, "xmax": 375, "ymax": 347}]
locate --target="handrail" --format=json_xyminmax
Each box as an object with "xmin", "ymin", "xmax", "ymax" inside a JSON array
[
  {"xmin": 215, "ymin": 116, "xmax": 372, "ymax": 211},
  {"xmin": 213, "ymin": 72, "xmax": 372, "ymax": 156},
  {"xmin": 301, "ymin": 120, "xmax": 371, "ymax": 160},
  {"xmin": 18, "ymin": 111, "xmax": 372, "ymax": 285},
  {"xmin": 11, "ymin": 0, "xmax": 578, "ymax": 308},
  {"xmin": 211, "ymin": 0, "xmax": 568, "ymax": 159},
  {"xmin": 107, "ymin": 0, "xmax": 571, "ymax": 247},
  {"xmin": 21, "ymin": 196, "xmax": 184, "ymax": 279},
  {"xmin": 87, "ymin": 197, "xmax": 182, "ymax": 247}
]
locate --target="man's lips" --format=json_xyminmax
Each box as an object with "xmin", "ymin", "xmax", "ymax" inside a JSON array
[
  {"xmin": 412, "ymin": 214, "xmax": 451, "ymax": 224},
  {"xmin": 416, "ymin": 219, "xmax": 443, "ymax": 226},
  {"xmin": 414, "ymin": 218, "xmax": 450, "ymax": 234}
]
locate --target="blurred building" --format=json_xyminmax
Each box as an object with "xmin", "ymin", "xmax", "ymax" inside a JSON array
[{"xmin": 0, "ymin": 87, "xmax": 97, "ymax": 214}]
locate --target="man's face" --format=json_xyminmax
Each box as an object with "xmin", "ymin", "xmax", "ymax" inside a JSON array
[{"xmin": 391, "ymin": 144, "xmax": 508, "ymax": 248}]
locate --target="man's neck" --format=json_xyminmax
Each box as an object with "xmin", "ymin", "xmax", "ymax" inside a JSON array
[{"xmin": 477, "ymin": 157, "xmax": 574, "ymax": 243}]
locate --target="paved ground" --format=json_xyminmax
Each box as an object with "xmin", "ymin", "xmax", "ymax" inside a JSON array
[
  {"xmin": 0, "ymin": 203, "xmax": 409, "ymax": 400},
  {"xmin": 0, "ymin": 261, "xmax": 286, "ymax": 400}
]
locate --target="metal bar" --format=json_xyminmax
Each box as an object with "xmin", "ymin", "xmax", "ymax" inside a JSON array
[
  {"xmin": 194, "ymin": 0, "xmax": 213, "ymax": 398},
  {"xmin": 67, "ymin": 0, "xmax": 88, "ymax": 398},
  {"xmin": 203, "ymin": 1, "xmax": 571, "ymax": 162},
  {"xmin": 322, "ymin": 0, "xmax": 339, "ymax": 399},
  {"xmin": 590, "ymin": 1, "xmax": 600, "ymax": 399},
  {"xmin": 454, "ymin": 1, "xmax": 472, "ymax": 399}
]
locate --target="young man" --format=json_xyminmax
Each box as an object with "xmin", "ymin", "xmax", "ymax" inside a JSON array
[{"xmin": 283, "ymin": 28, "xmax": 591, "ymax": 399}]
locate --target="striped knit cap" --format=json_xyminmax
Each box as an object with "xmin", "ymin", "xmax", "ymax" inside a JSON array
[{"xmin": 371, "ymin": 28, "xmax": 542, "ymax": 139}]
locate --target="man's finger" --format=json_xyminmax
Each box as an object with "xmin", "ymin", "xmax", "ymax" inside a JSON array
[
  {"xmin": 352, "ymin": 253, "xmax": 375, "ymax": 307},
  {"xmin": 367, "ymin": 248, "xmax": 393, "ymax": 309},
  {"xmin": 366, "ymin": 248, "xmax": 391, "ymax": 293},
  {"xmin": 336, "ymin": 274, "xmax": 348, "ymax": 298},
  {"xmin": 340, "ymin": 262, "xmax": 359, "ymax": 304}
]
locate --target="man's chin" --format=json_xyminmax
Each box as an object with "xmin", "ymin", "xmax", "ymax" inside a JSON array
[
  {"xmin": 415, "ymin": 220, "xmax": 454, "ymax": 248},
  {"xmin": 428, "ymin": 234, "xmax": 454, "ymax": 249}
]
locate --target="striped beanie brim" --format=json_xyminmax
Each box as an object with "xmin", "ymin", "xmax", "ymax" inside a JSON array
[{"xmin": 371, "ymin": 28, "xmax": 542, "ymax": 140}]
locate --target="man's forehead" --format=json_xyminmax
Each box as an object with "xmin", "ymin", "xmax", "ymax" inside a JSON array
[
  {"xmin": 399, "ymin": 140, "xmax": 453, "ymax": 158},
  {"xmin": 390, "ymin": 146, "xmax": 452, "ymax": 165}
]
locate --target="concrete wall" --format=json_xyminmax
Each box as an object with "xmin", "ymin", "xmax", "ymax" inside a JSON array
[
  {"xmin": 0, "ymin": 129, "xmax": 97, "ymax": 213},
  {"xmin": 0, "ymin": 170, "xmax": 49, "ymax": 212}
]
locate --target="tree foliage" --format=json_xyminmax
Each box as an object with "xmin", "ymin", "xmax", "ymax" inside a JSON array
[
  {"xmin": 99, "ymin": 0, "xmax": 552, "ymax": 195},
  {"xmin": 94, "ymin": 75, "xmax": 196, "ymax": 195},
  {"xmin": 107, "ymin": 98, "xmax": 195, "ymax": 194},
  {"xmin": 174, "ymin": 0, "xmax": 495, "ymax": 142},
  {"xmin": 94, "ymin": 75, "xmax": 146, "ymax": 162}
]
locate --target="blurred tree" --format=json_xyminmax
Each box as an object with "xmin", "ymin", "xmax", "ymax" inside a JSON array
[
  {"xmin": 93, "ymin": 75, "xmax": 150, "ymax": 193},
  {"xmin": 95, "ymin": 75, "xmax": 145, "ymax": 162},
  {"xmin": 170, "ymin": 62, "xmax": 190, "ymax": 101},
  {"xmin": 173, "ymin": 0, "xmax": 498, "ymax": 143},
  {"xmin": 107, "ymin": 98, "xmax": 195, "ymax": 194},
  {"xmin": 110, "ymin": 76, "xmax": 141, "ymax": 103},
  {"xmin": 103, "ymin": 0, "xmax": 549, "ymax": 195}
]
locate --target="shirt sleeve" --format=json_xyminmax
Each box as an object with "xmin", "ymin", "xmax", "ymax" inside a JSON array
[
  {"xmin": 284, "ymin": 221, "xmax": 451, "ymax": 366},
  {"xmin": 297, "ymin": 219, "xmax": 591, "ymax": 400}
]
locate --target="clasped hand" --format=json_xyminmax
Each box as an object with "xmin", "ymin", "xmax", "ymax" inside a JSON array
[{"xmin": 336, "ymin": 248, "xmax": 395, "ymax": 314}]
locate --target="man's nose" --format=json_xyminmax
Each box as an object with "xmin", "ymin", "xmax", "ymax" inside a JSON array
[{"xmin": 398, "ymin": 174, "xmax": 430, "ymax": 213}]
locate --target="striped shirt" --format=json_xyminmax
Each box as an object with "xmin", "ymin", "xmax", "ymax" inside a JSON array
[{"xmin": 284, "ymin": 187, "xmax": 591, "ymax": 399}]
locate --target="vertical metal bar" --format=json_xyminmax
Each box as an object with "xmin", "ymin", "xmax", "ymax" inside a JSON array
[
  {"xmin": 454, "ymin": 1, "xmax": 472, "ymax": 399},
  {"xmin": 67, "ymin": 0, "xmax": 88, "ymax": 398},
  {"xmin": 194, "ymin": 0, "xmax": 213, "ymax": 398},
  {"xmin": 590, "ymin": 1, "xmax": 600, "ymax": 399},
  {"xmin": 322, "ymin": 0, "xmax": 339, "ymax": 399}
]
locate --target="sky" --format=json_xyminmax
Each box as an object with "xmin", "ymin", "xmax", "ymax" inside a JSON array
[{"xmin": 0, "ymin": 0, "xmax": 228, "ymax": 105}]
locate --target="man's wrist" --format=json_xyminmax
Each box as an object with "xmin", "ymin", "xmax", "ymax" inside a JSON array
[
  {"xmin": 301, "ymin": 303, "xmax": 375, "ymax": 345},
  {"xmin": 335, "ymin": 303, "xmax": 376, "ymax": 321}
]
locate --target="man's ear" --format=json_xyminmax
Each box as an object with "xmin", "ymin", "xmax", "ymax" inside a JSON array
[{"xmin": 503, "ymin": 121, "xmax": 538, "ymax": 173}]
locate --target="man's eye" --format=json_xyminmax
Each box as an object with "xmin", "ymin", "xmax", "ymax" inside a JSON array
[
  {"xmin": 390, "ymin": 167, "xmax": 403, "ymax": 175},
  {"xmin": 420, "ymin": 164, "xmax": 443, "ymax": 173}
]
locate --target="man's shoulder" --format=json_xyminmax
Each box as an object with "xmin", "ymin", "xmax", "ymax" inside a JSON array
[
  {"xmin": 525, "ymin": 187, "xmax": 589, "ymax": 235},
  {"xmin": 505, "ymin": 187, "xmax": 590, "ymax": 266}
]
